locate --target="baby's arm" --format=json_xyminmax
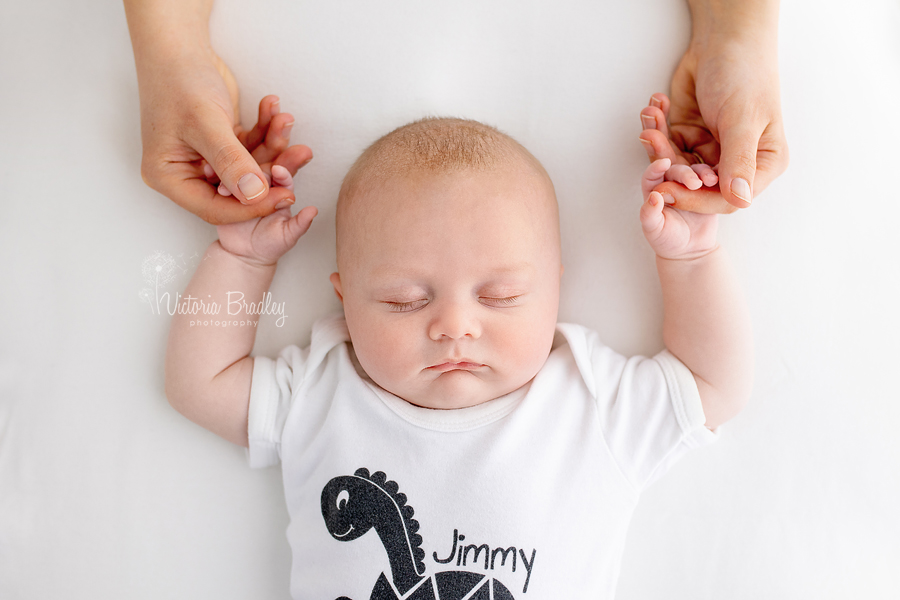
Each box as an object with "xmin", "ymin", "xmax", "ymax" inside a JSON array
[
  {"xmin": 165, "ymin": 166, "xmax": 317, "ymax": 447},
  {"xmin": 640, "ymin": 160, "xmax": 754, "ymax": 431}
]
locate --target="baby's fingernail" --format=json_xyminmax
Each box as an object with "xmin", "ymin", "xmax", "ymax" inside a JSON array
[
  {"xmin": 650, "ymin": 96, "xmax": 662, "ymax": 108},
  {"xmin": 238, "ymin": 174, "xmax": 267, "ymax": 202},
  {"xmin": 662, "ymin": 193, "xmax": 675, "ymax": 205},
  {"xmin": 640, "ymin": 114, "xmax": 656, "ymax": 129},
  {"xmin": 282, "ymin": 121, "xmax": 294, "ymax": 140},
  {"xmin": 218, "ymin": 183, "xmax": 232, "ymax": 197},
  {"xmin": 731, "ymin": 178, "xmax": 752, "ymax": 204},
  {"xmin": 203, "ymin": 163, "xmax": 215, "ymax": 178},
  {"xmin": 274, "ymin": 199, "xmax": 293, "ymax": 210}
]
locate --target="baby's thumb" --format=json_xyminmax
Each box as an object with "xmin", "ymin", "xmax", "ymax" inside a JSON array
[
  {"xmin": 193, "ymin": 120, "xmax": 269, "ymax": 205},
  {"xmin": 717, "ymin": 121, "xmax": 761, "ymax": 209},
  {"xmin": 285, "ymin": 206, "xmax": 318, "ymax": 244}
]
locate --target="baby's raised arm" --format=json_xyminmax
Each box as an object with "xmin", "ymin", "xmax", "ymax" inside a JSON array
[
  {"xmin": 639, "ymin": 160, "xmax": 754, "ymax": 431},
  {"xmin": 165, "ymin": 166, "xmax": 317, "ymax": 447}
]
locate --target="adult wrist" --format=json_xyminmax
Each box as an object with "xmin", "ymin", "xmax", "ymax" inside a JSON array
[
  {"xmin": 687, "ymin": 0, "xmax": 780, "ymax": 50},
  {"xmin": 124, "ymin": 0, "xmax": 214, "ymax": 72}
]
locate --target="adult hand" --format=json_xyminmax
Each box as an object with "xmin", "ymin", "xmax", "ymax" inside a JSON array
[
  {"xmin": 638, "ymin": 4, "xmax": 789, "ymax": 213},
  {"xmin": 124, "ymin": 0, "xmax": 311, "ymax": 224},
  {"xmin": 137, "ymin": 48, "xmax": 311, "ymax": 224}
]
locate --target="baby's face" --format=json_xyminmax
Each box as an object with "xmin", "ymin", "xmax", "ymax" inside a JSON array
[{"xmin": 332, "ymin": 164, "xmax": 562, "ymax": 410}]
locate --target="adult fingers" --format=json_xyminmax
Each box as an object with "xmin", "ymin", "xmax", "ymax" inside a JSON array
[
  {"xmin": 273, "ymin": 144, "xmax": 314, "ymax": 175},
  {"xmin": 153, "ymin": 167, "xmax": 296, "ymax": 225},
  {"xmin": 746, "ymin": 121, "xmax": 790, "ymax": 197},
  {"xmin": 250, "ymin": 113, "xmax": 296, "ymax": 165},
  {"xmin": 187, "ymin": 110, "xmax": 270, "ymax": 205},
  {"xmin": 649, "ymin": 93, "xmax": 669, "ymax": 120},
  {"xmin": 640, "ymin": 106, "xmax": 670, "ymax": 140},
  {"xmin": 652, "ymin": 181, "xmax": 739, "ymax": 215},
  {"xmin": 239, "ymin": 95, "xmax": 281, "ymax": 152},
  {"xmin": 638, "ymin": 129, "xmax": 683, "ymax": 165},
  {"xmin": 716, "ymin": 117, "xmax": 764, "ymax": 208}
]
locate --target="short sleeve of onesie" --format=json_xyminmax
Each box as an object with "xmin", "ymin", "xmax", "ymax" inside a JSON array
[
  {"xmin": 246, "ymin": 314, "xmax": 349, "ymax": 468},
  {"xmin": 556, "ymin": 323, "xmax": 719, "ymax": 492}
]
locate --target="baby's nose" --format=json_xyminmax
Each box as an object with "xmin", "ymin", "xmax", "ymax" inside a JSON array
[{"xmin": 428, "ymin": 301, "xmax": 482, "ymax": 341}]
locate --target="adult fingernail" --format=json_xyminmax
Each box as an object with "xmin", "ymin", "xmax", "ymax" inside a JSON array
[
  {"xmin": 731, "ymin": 178, "xmax": 752, "ymax": 204},
  {"xmin": 640, "ymin": 114, "xmax": 656, "ymax": 129},
  {"xmin": 282, "ymin": 121, "xmax": 294, "ymax": 140},
  {"xmin": 238, "ymin": 174, "xmax": 266, "ymax": 202},
  {"xmin": 271, "ymin": 99, "xmax": 280, "ymax": 115},
  {"xmin": 274, "ymin": 199, "xmax": 293, "ymax": 210},
  {"xmin": 650, "ymin": 96, "xmax": 662, "ymax": 108}
]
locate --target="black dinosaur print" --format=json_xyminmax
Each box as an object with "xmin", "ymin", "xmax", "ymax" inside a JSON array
[{"xmin": 321, "ymin": 468, "xmax": 520, "ymax": 599}]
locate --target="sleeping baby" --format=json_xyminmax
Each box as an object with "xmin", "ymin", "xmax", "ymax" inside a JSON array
[{"xmin": 165, "ymin": 107, "xmax": 752, "ymax": 598}]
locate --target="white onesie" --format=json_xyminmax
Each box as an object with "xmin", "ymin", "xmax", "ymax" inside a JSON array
[{"xmin": 248, "ymin": 312, "xmax": 717, "ymax": 599}]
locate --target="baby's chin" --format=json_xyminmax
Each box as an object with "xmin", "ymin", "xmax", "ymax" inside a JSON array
[{"xmin": 393, "ymin": 372, "xmax": 528, "ymax": 411}]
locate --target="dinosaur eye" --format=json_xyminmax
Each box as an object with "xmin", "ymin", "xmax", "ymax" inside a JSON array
[{"xmin": 336, "ymin": 490, "xmax": 350, "ymax": 511}]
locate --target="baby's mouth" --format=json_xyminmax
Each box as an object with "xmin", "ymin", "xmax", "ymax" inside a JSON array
[{"xmin": 427, "ymin": 361, "xmax": 483, "ymax": 372}]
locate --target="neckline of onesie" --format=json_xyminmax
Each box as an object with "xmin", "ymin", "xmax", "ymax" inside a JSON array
[{"xmin": 366, "ymin": 380, "xmax": 530, "ymax": 432}]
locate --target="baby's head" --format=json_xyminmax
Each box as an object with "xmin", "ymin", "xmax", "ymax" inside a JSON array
[{"xmin": 330, "ymin": 118, "xmax": 562, "ymax": 409}]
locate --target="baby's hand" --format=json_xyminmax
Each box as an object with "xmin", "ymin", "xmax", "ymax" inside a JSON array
[
  {"xmin": 217, "ymin": 165, "xmax": 318, "ymax": 266},
  {"xmin": 640, "ymin": 159, "xmax": 719, "ymax": 260}
]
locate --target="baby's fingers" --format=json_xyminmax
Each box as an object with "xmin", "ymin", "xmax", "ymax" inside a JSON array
[
  {"xmin": 642, "ymin": 158, "xmax": 671, "ymax": 200},
  {"xmin": 284, "ymin": 206, "xmax": 318, "ymax": 244},
  {"xmin": 665, "ymin": 164, "xmax": 703, "ymax": 190},
  {"xmin": 691, "ymin": 163, "xmax": 719, "ymax": 187},
  {"xmin": 640, "ymin": 191, "xmax": 666, "ymax": 237},
  {"xmin": 271, "ymin": 165, "xmax": 294, "ymax": 191}
]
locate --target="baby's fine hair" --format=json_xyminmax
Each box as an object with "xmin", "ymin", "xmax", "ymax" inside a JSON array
[{"xmin": 337, "ymin": 117, "xmax": 548, "ymax": 205}]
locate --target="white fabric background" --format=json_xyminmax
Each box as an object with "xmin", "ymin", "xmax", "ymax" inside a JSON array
[{"xmin": 1, "ymin": 1, "xmax": 898, "ymax": 598}]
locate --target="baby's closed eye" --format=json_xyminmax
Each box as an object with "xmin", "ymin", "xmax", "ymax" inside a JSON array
[{"xmin": 479, "ymin": 295, "xmax": 521, "ymax": 307}]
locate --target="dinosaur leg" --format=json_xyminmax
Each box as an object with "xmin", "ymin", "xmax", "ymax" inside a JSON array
[{"xmin": 371, "ymin": 572, "xmax": 401, "ymax": 600}]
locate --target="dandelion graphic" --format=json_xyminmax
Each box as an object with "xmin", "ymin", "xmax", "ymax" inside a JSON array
[{"xmin": 140, "ymin": 251, "xmax": 179, "ymax": 314}]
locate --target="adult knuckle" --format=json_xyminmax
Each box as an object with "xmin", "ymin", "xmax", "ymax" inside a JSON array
[
  {"xmin": 213, "ymin": 145, "xmax": 245, "ymax": 176},
  {"xmin": 139, "ymin": 158, "xmax": 162, "ymax": 190},
  {"xmin": 734, "ymin": 150, "xmax": 757, "ymax": 171}
]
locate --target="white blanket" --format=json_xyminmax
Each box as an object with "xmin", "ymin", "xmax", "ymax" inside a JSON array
[{"xmin": 1, "ymin": 1, "xmax": 898, "ymax": 598}]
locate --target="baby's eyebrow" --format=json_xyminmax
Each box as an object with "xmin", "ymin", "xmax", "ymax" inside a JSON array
[
  {"xmin": 487, "ymin": 262, "xmax": 534, "ymax": 275},
  {"xmin": 370, "ymin": 262, "xmax": 534, "ymax": 279}
]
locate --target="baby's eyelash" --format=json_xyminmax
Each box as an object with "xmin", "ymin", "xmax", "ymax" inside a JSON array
[
  {"xmin": 385, "ymin": 299, "xmax": 428, "ymax": 312},
  {"xmin": 482, "ymin": 295, "xmax": 521, "ymax": 306}
]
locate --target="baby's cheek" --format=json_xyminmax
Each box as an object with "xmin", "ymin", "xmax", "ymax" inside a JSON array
[
  {"xmin": 357, "ymin": 316, "xmax": 418, "ymax": 384},
  {"xmin": 498, "ymin": 319, "xmax": 551, "ymax": 381}
]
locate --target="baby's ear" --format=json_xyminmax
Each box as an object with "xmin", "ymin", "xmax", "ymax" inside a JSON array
[{"xmin": 329, "ymin": 272, "xmax": 344, "ymax": 304}]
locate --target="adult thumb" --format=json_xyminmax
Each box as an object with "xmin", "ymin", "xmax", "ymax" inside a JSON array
[
  {"xmin": 191, "ymin": 117, "xmax": 269, "ymax": 205},
  {"xmin": 717, "ymin": 121, "xmax": 763, "ymax": 209}
]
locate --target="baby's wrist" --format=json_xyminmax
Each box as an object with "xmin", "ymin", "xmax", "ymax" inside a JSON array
[
  {"xmin": 213, "ymin": 241, "xmax": 279, "ymax": 271},
  {"xmin": 655, "ymin": 244, "xmax": 721, "ymax": 262}
]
